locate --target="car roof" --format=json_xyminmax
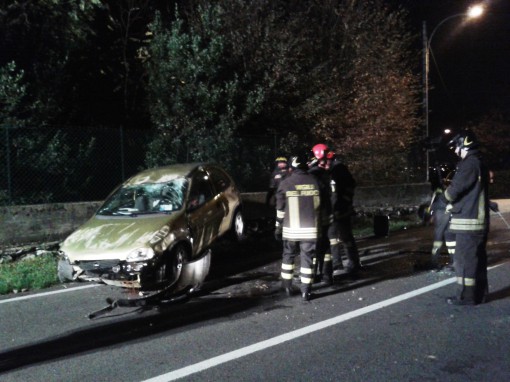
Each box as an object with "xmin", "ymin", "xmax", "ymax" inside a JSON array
[{"xmin": 124, "ymin": 163, "xmax": 214, "ymax": 185}]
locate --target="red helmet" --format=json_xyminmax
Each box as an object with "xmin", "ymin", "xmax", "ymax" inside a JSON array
[{"xmin": 312, "ymin": 143, "xmax": 329, "ymax": 160}]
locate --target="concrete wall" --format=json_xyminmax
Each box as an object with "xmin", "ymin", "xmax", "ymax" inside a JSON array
[
  {"xmin": 0, "ymin": 202, "xmax": 102, "ymax": 248},
  {"xmin": 0, "ymin": 183, "xmax": 432, "ymax": 248},
  {"xmin": 354, "ymin": 183, "xmax": 432, "ymax": 211}
]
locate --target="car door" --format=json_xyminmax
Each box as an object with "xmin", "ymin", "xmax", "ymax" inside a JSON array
[
  {"xmin": 186, "ymin": 169, "xmax": 224, "ymax": 255},
  {"xmin": 207, "ymin": 166, "xmax": 235, "ymax": 235}
]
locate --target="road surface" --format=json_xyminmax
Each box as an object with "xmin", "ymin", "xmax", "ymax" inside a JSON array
[{"xmin": 1, "ymin": 201, "xmax": 509, "ymax": 381}]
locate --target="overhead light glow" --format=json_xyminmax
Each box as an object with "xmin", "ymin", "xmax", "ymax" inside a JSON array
[{"xmin": 468, "ymin": 5, "xmax": 484, "ymax": 19}]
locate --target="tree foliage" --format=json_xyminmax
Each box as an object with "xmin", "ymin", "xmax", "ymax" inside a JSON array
[
  {"xmin": 469, "ymin": 109, "xmax": 510, "ymax": 170},
  {"xmin": 1, "ymin": 0, "xmax": 429, "ymax": 202},
  {"xmin": 296, "ymin": 0, "xmax": 421, "ymax": 183},
  {"xmin": 0, "ymin": 0, "xmax": 104, "ymax": 125},
  {"xmin": 0, "ymin": 61, "xmax": 26, "ymax": 127},
  {"xmin": 144, "ymin": 0, "xmax": 422, "ymax": 185},
  {"xmin": 145, "ymin": 5, "xmax": 266, "ymax": 187}
]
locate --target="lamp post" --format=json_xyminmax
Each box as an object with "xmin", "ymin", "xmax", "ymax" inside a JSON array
[{"xmin": 423, "ymin": 4, "xmax": 484, "ymax": 181}]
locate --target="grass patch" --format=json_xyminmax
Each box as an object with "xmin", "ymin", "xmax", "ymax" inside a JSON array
[{"xmin": 0, "ymin": 254, "xmax": 59, "ymax": 295}]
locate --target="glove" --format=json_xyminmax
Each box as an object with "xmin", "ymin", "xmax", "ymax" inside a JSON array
[
  {"xmin": 489, "ymin": 201, "xmax": 499, "ymax": 212},
  {"xmin": 438, "ymin": 192, "xmax": 449, "ymax": 205},
  {"xmin": 445, "ymin": 203, "xmax": 453, "ymax": 213},
  {"xmin": 274, "ymin": 225, "xmax": 283, "ymax": 241}
]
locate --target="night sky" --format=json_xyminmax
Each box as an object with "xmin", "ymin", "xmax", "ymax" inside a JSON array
[{"xmin": 401, "ymin": 0, "xmax": 510, "ymax": 135}]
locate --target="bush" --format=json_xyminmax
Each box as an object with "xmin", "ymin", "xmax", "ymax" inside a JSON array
[{"xmin": 0, "ymin": 254, "xmax": 58, "ymax": 295}]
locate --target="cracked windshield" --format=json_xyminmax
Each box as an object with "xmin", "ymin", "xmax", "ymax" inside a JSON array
[{"xmin": 97, "ymin": 178, "xmax": 188, "ymax": 216}]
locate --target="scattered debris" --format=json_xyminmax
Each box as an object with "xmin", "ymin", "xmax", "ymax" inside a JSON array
[{"xmin": 0, "ymin": 241, "xmax": 60, "ymax": 263}]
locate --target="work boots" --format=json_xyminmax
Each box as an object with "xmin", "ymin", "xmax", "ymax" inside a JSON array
[
  {"xmin": 447, "ymin": 284, "xmax": 486, "ymax": 306},
  {"xmin": 281, "ymin": 280, "xmax": 295, "ymax": 297},
  {"xmin": 301, "ymin": 285, "xmax": 312, "ymax": 302}
]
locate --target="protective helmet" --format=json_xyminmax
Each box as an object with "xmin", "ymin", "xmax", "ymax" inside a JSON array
[
  {"xmin": 290, "ymin": 152, "xmax": 309, "ymax": 170},
  {"xmin": 312, "ymin": 143, "xmax": 329, "ymax": 160},
  {"xmin": 275, "ymin": 156, "xmax": 287, "ymax": 163},
  {"xmin": 447, "ymin": 129, "xmax": 479, "ymax": 151}
]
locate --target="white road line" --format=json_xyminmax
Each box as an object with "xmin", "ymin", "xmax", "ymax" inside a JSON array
[
  {"xmin": 0, "ymin": 284, "xmax": 100, "ymax": 304},
  {"xmin": 142, "ymin": 276, "xmax": 460, "ymax": 382}
]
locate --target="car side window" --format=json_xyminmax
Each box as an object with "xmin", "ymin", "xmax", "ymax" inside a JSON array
[
  {"xmin": 208, "ymin": 167, "xmax": 231, "ymax": 193},
  {"xmin": 188, "ymin": 171, "xmax": 214, "ymax": 209}
]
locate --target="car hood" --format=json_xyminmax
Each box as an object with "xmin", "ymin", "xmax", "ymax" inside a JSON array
[{"xmin": 61, "ymin": 213, "xmax": 181, "ymax": 262}]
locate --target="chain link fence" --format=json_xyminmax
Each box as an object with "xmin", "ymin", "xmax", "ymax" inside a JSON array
[
  {"xmin": 1, "ymin": 124, "xmax": 431, "ymax": 207},
  {"xmin": 0, "ymin": 125, "xmax": 284, "ymax": 206},
  {"xmin": 1, "ymin": 125, "xmax": 148, "ymax": 205}
]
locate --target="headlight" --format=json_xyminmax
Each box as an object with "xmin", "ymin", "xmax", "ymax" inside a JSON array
[{"xmin": 126, "ymin": 247, "xmax": 155, "ymax": 262}]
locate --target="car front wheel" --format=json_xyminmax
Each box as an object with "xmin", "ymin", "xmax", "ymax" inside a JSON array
[{"xmin": 155, "ymin": 244, "xmax": 187, "ymax": 288}]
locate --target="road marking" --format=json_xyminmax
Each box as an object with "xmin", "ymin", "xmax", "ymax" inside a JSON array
[
  {"xmin": 0, "ymin": 284, "xmax": 100, "ymax": 304},
  {"xmin": 143, "ymin": 263, "xmax": 506, "ymax": 382},
  {"xmin": 142, "ymin": 277, "xmax": 460, "ymax": 382}
]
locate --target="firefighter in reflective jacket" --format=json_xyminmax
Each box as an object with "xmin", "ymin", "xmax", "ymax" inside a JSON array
[
  {"xmin": 266, "ymin": 156, "xmax": 289, "ymax": 206},
  {"xmin": 309, "ymin": 144, "xmax": 334, "ymax": 284},
  {"xmin": 275, "ymin": 152, "xmax": 323, "ymax": 301},
  {"xmin": 442, "ymin": 129, "xmax": 490, "ymax": 305},
  {"xmin": 328, "ymin": 150, "xmax": 361, "ymax": 275}
]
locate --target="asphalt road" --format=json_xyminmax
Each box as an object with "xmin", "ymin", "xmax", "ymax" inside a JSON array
[{"xmin": 1, "ymin": 204, "xmax": 510, "ymax": 382}]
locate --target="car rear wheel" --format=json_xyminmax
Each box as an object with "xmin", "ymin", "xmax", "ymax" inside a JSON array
[{"xmin": 230, "ymin": 209, "xmax": 247, "ymax": 241}]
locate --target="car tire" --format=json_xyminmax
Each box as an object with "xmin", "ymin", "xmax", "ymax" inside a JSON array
[
  {"xmin": 156, "ymin": 243, "xmax": 188, "ymax": 287},
  {"xmin": 230, "ymin": 208, "xmax": 247, "ymax": 242}
]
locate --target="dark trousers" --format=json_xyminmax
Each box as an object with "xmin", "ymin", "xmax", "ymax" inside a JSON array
[
  {"xmin": 315, "ymin": 225, "xmax": 332, "ymax": 280},
  {"xmin": 281, "ymin": 240, "xmax": 316, "ymax": 293},
  {"xmin": 329, "ymin": 216, "xmax": 360, "ymax": 271},
  {"xmin": 431, "ymin": 210, "xmax": 456, "ymax": 266},
  {"xmin": 454, "ymin": 232, "xmax": 488, "ymax": 303}
]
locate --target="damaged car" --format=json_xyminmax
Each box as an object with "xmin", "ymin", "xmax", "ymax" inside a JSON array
[{"xmin": 58, "ymin": 163, "xmax": 245, "ymax": 299}]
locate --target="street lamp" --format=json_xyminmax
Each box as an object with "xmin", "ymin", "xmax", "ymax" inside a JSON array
[{"xmin": 423, "ymin": 4, "xmax": 484, "ymax": 181}]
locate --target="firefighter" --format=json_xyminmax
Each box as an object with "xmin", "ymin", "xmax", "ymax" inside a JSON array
[
  {"xmin": 308, "ymin": 143, "xmax": 333, "ymax": 285},
  {"xmin": 266, "ymin": 156, "xmax": 289, "ymax": 206},
  {"xmin": 429, "ymin": 165, "xmax": 456, "ymax": 270},
  {"xmin": 309, "ymin": 144, "xmax": 333, "ymax": 285},
  {"xmin": 442, "ymin": 129, "xmax": 490, "ymax": 305},
  {"xmin": 429, "ymin": 187, "xmax": 456, "ymax": 271},
  {"xmin": 275, "ymin": 152, "xmax": 323, "ymax": 301},
  {"xmin": 327, "ymin": 149, "xmax": 362, "ymax": 276}
]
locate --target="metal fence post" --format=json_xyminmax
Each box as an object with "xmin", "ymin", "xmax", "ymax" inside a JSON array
[
  {"xmin": 4, "ymin": 125, "xmax": 12, "ymax": 204},
  {"xmin": 119, "ymin": 125, "xmax": 125, "ymax": 181}
]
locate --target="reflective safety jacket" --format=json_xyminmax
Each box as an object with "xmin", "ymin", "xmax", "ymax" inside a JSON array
[
  {"xmin": 444, "ymin": 149, "xmax": 489, "ymax": 234},
  {"xmin": 276, "ymin": 168, "xmax": 321, "ymax": 241}
]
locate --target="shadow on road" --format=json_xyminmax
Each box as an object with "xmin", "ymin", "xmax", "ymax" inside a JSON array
[
  {"xmin": 0, "ymin": 295, "xmax": 262, "ymax": 373},
  {"xmin": 487, "ymin": 285, "xmax": 510, "ymax": 303}
]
